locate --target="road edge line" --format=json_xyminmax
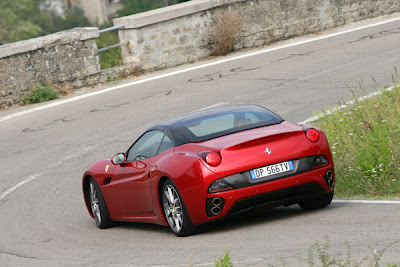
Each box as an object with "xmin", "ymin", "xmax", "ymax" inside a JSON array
[
  {"xmin": 0, "ymin": 173, "xmax": 42, "ymax": 202},
  {"xmin": 298, "ymin": 86, "xmax": 395, "ymax": 124},
  {"xmin": 333, "ymin": 199, "xmax": 400, "ymax": 204}
]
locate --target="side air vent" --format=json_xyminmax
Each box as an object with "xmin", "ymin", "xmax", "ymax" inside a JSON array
[{"xmin": 103, "ymin": 177, "xmax": 112, "ymax": 185}]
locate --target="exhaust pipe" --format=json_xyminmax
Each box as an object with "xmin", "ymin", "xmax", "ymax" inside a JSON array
[
  {"xmin": 211, "ymin": 206, "xmax": 222, "ymax": 215},
  {"xmin": 325, "ymin": 170, "xmax": 334, "ymax": 187},
  {"xmin": 207, "ymin": 197, "xmax": 224, "ymax": 216},
  {"xmin": 212, "ymin": 197, "xmax": 222, "ymax": 206}
]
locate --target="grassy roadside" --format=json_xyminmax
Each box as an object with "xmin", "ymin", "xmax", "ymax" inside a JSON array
[
  {"xmin": 313, "ymin": 78, "xmax": 400, "ymax": 199},
  {"xmin": 209, "ymin": 238, "xmax": 399, "ymax": 266}
]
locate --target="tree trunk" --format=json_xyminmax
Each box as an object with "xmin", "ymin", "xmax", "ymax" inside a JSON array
[{"xmin": 164, "ymin": 0, "xmax": 169, "ymax": 6}]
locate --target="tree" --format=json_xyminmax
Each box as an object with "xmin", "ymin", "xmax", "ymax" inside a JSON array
[
  {"xmin": 0, "ymin": 0, "xmax": 90, "ymax": 45},
  {"xmin": 0, "ymin": 0, "xmax": 41, "ymax": 44}
]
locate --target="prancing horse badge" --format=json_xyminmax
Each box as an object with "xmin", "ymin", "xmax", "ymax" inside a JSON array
[{"xmin": 265, "ymin": 147, "xmax": 272, "ymax": 156}]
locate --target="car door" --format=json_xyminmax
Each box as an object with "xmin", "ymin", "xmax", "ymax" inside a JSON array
[{"xmin": 110, "ymin": 131, "xmax": 165, "ymax": 215}]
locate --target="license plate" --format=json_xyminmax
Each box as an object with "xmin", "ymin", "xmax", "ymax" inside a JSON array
[{"xmin": 250, "ymin": 161, "xmax": 294, "ymax": 179}]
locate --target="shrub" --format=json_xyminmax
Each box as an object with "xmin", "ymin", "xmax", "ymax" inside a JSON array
[
  {"xmin": 209, "ymin": 10, "xmax": 243, "ymax": 56},
  {"xmin": 21, "ymin": 85, "xmax": 59, "ymax": 105},
  {"xmin": 214, "ymin": 249, "xmax": 233, "ymax": 267}
]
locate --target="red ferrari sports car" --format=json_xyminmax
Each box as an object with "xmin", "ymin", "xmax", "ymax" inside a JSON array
[{"xmin": 83, "ymin": 105, "xmax": 334, "ymax": 236}]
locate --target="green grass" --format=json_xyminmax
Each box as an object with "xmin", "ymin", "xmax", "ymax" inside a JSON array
[
  {"xmin": 210, "ymin": 238, "xmax": 399, "ymax": 266},
  {"xmin": 313, "ymin": 80, "xmax": 400, "ymax": 198},
  {"xmin": 213, "ymin": 249, "xmax": 233, "ymax": 267},
  {"xmin": 21, "ymin": 85, "xmax": 59, "ymax": 105},
  {"xmin": 303, "ymin": 237, "xmax": 399, "ymax": 267},
  {"xmin": 96, "ymin": 30, "xmax": 123, "ymax": 69}
]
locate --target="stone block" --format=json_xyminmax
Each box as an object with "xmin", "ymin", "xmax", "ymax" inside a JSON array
[
  {"xmin": 161, "ymin": 31, "xmax": 170, "ymax": 38},
  {"xmin": 179, "ymin": 35, "xmax": 189, "ymax": 44},
  {"xmin": 113, "ymin": 0, "xmax": 212, "ymax": 29},
  {"xmin": 172, "ymin": 28, "xmax": 181, "ymax": 34},
  {"xmin": 150, "ymin": 34, "xmax": 158, "ymax": 40},
  {"xmin": 168, "ymin": 38, "xmax": 177, "ymax": 45}
]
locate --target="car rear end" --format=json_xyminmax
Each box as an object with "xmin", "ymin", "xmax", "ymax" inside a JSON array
[
  {"xmin": 192, "ymin": 121, "xmax": 333, "ymax": 222},
  {"xmin": 199, "ymin": 123, "xmax": 334, "ymax": 220},
  {"xmin": 168, "ymin": 105, "xmax": 334, "ymax": 225}
]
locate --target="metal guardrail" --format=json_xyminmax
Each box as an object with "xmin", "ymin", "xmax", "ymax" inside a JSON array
[
  {"xmin": 99, "ymin": 24, "xmax": 125, "ymax": 34},
  {"xmin": 98, "ymin": 25, "xmax": 125, "ymax": 53}
]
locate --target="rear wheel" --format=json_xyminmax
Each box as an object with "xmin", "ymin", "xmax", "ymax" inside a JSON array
[
  {"xmin": 298, "ymin": 190, "xmax": 334, "ymax": 210},
  {"xmin": 162, "ymin": 180, "xmax": 195, "ymax": 237},
  {"xmin": 89, "ymin": 177, "xmax": 113, "ymax": 229}
]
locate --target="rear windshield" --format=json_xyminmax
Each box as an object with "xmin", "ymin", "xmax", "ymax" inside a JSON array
[{"xmin": 170, "ymin": 106, "xmax": 283, "ymax": 142}]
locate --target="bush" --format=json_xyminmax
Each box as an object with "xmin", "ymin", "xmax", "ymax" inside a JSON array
[
  {"xmin": 21, "ymin": 85, "xmax": 59, "ymax": 105},
  {"xmin": 209, "ymin": 10, "xmax": 243, "ymax": 56},
  {"xmin": 214, "ymin": 249, "xmax": 233, "ymax": 267}
]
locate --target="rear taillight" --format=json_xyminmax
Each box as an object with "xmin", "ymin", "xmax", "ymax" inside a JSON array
[
  {"xmin": 208, "ymin": 179, "xmax": 233, "ymax": 193},
  {"xmin": 311, "ymin": 155, "xmax": 329, "ymax": 169},
  {"xmin": 306, "ymin": 128, "xmax": 320, "ymax": 142},
  {"xmin": 199, "ymin": 151, "xmax": 221, "ymax": 166}
]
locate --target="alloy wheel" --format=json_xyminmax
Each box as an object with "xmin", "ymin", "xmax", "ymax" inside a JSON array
[
  {"xmin": 163, "ymin": 185, "xmax": 183, "ymax": 232},
  {"xmin": 90, "ymin": 182, "xmax": 102, "ymax": 225}
]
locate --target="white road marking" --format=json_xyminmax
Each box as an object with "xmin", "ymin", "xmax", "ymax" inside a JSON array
[
  {"xmin": 298, "ymin": 86, "xmax": 395, "ymax": 124},
  {"xmin": 1, "ymin": 148, "xmax": 96, "ymax": 202},
  {"xmin": 333, "ymin": 199, "xmax": 400, "ymax": 204},
  {"xmin": 1, "ymin": 16, "xmax": 400, "ymax": 123},
  {"xmin": 157, "ymin": 258, "xmax": 265, "ymax": 267},
  {"xmin": 0, "ymin": 173, "xmax": 42, "ymax": 201},
  {"xmin": 55, "ymin": 146, "xmax": 97, "ymax": 165}
]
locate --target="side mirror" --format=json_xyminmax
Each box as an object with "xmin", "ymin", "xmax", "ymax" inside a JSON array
[{"xmin": 111, "ymin": 153, "xmax": 126, "ymax": 165}]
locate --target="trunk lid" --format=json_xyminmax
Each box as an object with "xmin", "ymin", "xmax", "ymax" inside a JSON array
[{"xmin": 200, "ymin": 121, "xmax": 321, "ymax": 178}]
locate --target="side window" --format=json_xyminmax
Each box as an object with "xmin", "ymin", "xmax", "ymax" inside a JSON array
[
  {"xmin": 126, "ymin": 131, "xmax": 164, "ymax": 162},
  {"xmin": 157, "ymin": 135, "xmax": 174, "ymax": 155}
]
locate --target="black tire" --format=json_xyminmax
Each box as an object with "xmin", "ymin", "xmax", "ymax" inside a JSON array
[
  {"xmin": 88, "ymin": 177, "xmax": 113, "ymax": 229},
  {"xmin": 298, "ymin": 190, "xmax": 334, "ymax": 210},
  {"xmin": 161, "ymin": 180, "xmax": 195, "ymax": 237}
]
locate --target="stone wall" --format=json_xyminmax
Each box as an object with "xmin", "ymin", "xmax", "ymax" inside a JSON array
[
  {"xmin": 114, "ymin": 0, "xmax": 400, "ymax": 71},
  {"xmin": 0, "ymin": 28, "xmax": 100, "ymax": 108}
]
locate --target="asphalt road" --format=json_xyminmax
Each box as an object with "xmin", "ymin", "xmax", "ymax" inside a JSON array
[{"xmin": 1, "ymin": 15, "xmax": 400, "ymax": 266}]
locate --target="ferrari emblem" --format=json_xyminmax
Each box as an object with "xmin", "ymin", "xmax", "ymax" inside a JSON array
[
  {"xmin": 265, "ymin": 147, "xmax": 272, "ymax": 156},
  {"xmin": 105, "ymin": 165, "xmax": 109, "ymax": 173}
]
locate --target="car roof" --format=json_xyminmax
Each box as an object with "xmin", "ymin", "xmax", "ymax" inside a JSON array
[
  {"xmin": 148, "ymin": 105, "xmax": 271, "ymax": 130},
  {"xmin": 145, "ymin": 105, "xmax": 282, "ymax": 146}
]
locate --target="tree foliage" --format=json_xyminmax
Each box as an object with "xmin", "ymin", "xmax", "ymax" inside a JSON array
[
  {"xmin": 0, "ymin": 0, "xmax": 191, "ymax": 45},
  {"xmin": 117, "ymin": 0, "xmax": 190, "ymax": 17},
  {"xmin": 0, "ymin": 0, "xmax": 89, "ymax": 45}
]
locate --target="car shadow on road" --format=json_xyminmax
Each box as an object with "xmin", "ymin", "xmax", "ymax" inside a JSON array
[
  {"xmin": 110, "ymin": 202, "xmax": 343, "ymax": 236},
  {"xmin": 197, "ymin": 203, "xmax": 343, "ymax": 236},
  {"xmin": 115, "ymin": 221, "xmax": 172, "ymax": 235}
]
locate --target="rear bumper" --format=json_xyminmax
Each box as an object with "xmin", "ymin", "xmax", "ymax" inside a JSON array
[
  {"xmin": 195, "ymin": 165, "xmax": 333, "ymax": 224},
  {"xmin": 228, "ymin": 182, "xmax": 327, "ymax": 214}
]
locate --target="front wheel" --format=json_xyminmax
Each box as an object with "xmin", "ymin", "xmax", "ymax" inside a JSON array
[
  {"xmin": 162, "ymin": 180, "xmax": 195, "ymax": 237},
  {"xmin": 298, "ymin": 190, "xmax": 334, "ymax": 210},
  {"xmin": 88, "ymin": 177, "xmax": 113, "ymax": 229}
]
